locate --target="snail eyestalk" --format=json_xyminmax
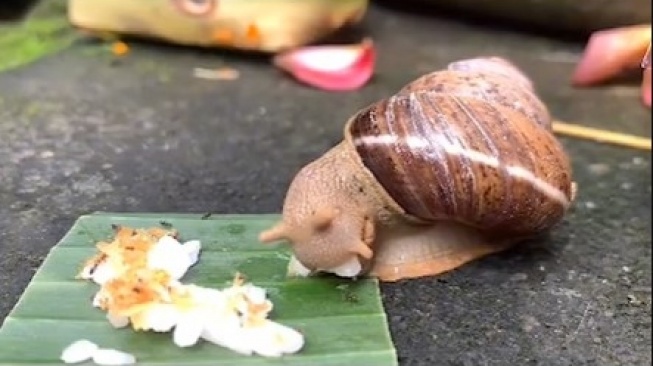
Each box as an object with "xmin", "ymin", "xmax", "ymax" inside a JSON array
[
  {"xmin": 310, "ymin": 207, "xmax": 340, "ymax": 231},
  {"xmin": 258, "ymin": 222, "xmax": 288, "ymax": 243}
]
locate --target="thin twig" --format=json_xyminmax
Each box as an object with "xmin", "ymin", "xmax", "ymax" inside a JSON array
[{"xmin": 552, "ymin": 120, "xmax": 651, "ymax": 151}]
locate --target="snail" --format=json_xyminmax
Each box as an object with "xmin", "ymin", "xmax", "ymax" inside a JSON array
[{"xmin": 259, "ymin": 56, "xmax": 577, "ymax": 282}]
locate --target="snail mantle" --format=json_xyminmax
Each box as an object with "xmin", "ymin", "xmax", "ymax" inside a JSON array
[{"xmin": 259, "ymin": 56, "xmax": 577, "ymax": 282}]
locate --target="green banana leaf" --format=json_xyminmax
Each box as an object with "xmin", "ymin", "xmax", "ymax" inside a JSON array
[
  {"xmin": 0, "ymin": 0, "xmax": 79, "ymax": 73},
  {"xmin": 0, "ymin": 212, "xmax": 397, "ymax": 366}
]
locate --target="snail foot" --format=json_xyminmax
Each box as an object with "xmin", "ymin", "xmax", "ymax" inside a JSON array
[{"xmin": 370, "ymin": 221, "xmax": 515, "ymax": 282}]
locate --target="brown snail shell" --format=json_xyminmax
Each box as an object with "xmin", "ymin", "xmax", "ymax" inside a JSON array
[
  {"xmin": 347, "ymin": 84, "xmax": 572, "ymax": 236},
  {"xmin": 259, "ymin": 57, "xmax": 576, "ymax": 282}
]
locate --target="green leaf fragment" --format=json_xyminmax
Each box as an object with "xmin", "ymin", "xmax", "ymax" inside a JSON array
[
  {"xmin": 0, "ymin": 0, "xmax": 79, "ymax": 73},
  {"xmin": 0, "ymin": 212, "xmax": 398, "ymax": 366}
]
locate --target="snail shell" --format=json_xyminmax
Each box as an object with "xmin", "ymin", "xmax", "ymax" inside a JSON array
[
  {"xmin": 347, "ymin": 60, "xmax": 573, "ymax": 237},
  {"xmin": 260, "ymin": 57, "xmax": 576, "ymax": 282}
]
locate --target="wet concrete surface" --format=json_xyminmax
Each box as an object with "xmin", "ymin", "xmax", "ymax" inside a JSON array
[{"xmin": 0, "ymin": 4, "xmax": 651, "ymax": 366}]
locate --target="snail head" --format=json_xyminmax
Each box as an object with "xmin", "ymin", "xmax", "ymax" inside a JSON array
[{"xmin": 258, "ymin": 153, "xmax": 375, "ymax": 279}]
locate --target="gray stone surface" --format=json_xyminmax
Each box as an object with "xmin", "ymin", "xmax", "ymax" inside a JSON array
[
  {"xmin": 0, "ymin": 5, "xmax": 651, "ymax": 366},
  {"xmin": 376, "ymin": 0, "xmax": 652, "ymax": 36}
]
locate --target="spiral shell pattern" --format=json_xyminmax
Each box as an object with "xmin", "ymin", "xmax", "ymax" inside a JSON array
[{"xmin": 346, "ymin": 58, "xmax": 573, "ymax": 236}]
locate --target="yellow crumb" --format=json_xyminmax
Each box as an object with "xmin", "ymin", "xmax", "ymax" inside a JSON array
[
  {"xmin": 111, "ymin": 41, "xmax": 130, "ymax": 56},
  {"xmin": 193, "ymin": 67, "xmax": 240, "ymax": 81}
]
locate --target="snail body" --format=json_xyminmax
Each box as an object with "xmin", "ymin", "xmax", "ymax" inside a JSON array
[{"xmin": 259, "ymin": 57, "xmax": 576, "ymax": 282}]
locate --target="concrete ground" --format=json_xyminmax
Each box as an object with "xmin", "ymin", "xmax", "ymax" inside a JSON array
[{"xmin": 0, "ymin": 3, "xmax": 651, "ymax": 366}]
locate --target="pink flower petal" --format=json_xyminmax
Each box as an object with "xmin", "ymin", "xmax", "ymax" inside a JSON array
[
  {"xmin": 572, "ymin": 25, "xmax": 651, "ymax": 86},
  {"xmin": 273, "ymin": 38, "xmax": 376, "ymax": 92}
]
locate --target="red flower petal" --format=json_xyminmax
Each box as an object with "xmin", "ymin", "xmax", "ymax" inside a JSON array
[
  {"xmin": 272, "ymin": 38, "xmax": 376, "ymax": 92},
  {"xmin": 572, "ymin": 25, "xmax": 651, "ymax": 86}
]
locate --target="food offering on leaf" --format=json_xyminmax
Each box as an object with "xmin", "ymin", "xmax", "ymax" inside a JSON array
[
  {"xmin": 67, "ymin": 0, "xmax": 369, "ymax": 53},
  {"xmin": 67, "ymin": 0, "xmax": 376, "ymax": 91},
  {"xmin": 71, "ymin": 225, "xmax": 305, "ymax": 363}
]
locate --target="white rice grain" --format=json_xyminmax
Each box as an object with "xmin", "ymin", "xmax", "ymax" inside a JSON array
[
  {"xmin": 244, "ymin": 320, "xmax": 305, "ymax": 357},
  {"xmin": 147, "ymin": 235, "xmax": 193, "ymax": 280},
  {"xmin": 106, "ymin": 313, "xmax": 129, "ymax": 329},
  {"xmin": 92, "ymin": 348, "xmax": 136, "ymax": 366},
  {"xmin": 182, "ymin": 240, "xmax": 202, "ymax": 265},
  {"xmin": 81, "ymin": 235, "xmax": 202, "ymax": 289},
  {"xmin": 90, "ymin": 262, "xmax": 118, "ymax": 285},
  {"xmin": 173, "ymin": 310, "xmax": 205, "ymax": 348},
  {"xmin": 60, "ymin": 339, "xmax": 99, "ymax": 364},
  {"xmin": 140, "ymin": 304, "xmax": 181, "ymax": 332}
]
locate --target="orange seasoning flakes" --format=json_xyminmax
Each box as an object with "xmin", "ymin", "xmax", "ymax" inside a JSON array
[
  {"xmin": 98, "ymin": 269, "xmax": 188, "ymax": 331},
  {"xmin": 212, "ymin": 23, "xmax": 262, "ymax": 48},
  {"xmin": 224, "ymin": 272, "xmax": 273, "ymax": 327},
  {"xmin": 213, "ymin": 28, "xmax": 235, "ymax": 45},
  {"xmin": 77, "ymin": 226, "xmax": 177, "ymax": 280},
  {"xmin": 244, "ymin": 23, "xmax": 262, "ymax": 45},
  {"xmin": 111, "ymin": 41, "xmax": 130, "ymax": 57},
  {"xmin": 100, "ymin": 268, "xmax": 172, "ymax": 314}
]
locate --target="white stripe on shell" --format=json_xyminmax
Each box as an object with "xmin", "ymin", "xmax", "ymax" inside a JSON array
[{"xmin": 352, "ymin": 134, "xmax": 570, "ymax": 208}]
